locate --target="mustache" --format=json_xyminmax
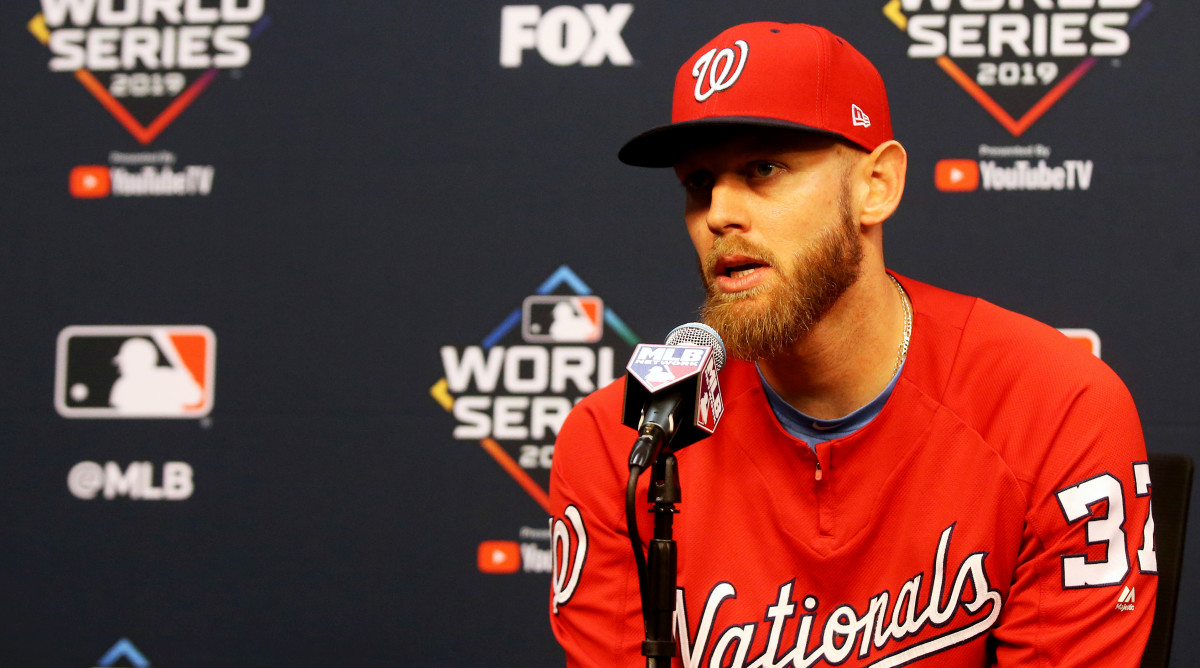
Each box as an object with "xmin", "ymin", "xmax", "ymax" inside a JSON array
[{"xmin": 701, "ymin": 236, "xmax": 779, "ymax": 276}]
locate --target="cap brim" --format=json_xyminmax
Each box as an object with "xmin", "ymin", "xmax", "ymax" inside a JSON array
[{"xmin": 617, "ymin": 116, "xmax": 844, "ymax": 168}]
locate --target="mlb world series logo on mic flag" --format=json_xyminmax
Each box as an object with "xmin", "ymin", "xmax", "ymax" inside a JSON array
[
  {"xmin": 431, "ymin": 265, "xmax": 639, "ymax": 515},
  {"xmin": 884, "ymin": 0, "xmax": 1153, "ymax": 136},
  {"xmin": 625, "ymin": 342, "xmax": 723, "ymax": 438}
]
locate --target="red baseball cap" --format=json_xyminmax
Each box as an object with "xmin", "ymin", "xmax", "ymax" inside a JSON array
[{"xmin": 619, "ymin": 22, "xmax": 893, "ymax": 167}]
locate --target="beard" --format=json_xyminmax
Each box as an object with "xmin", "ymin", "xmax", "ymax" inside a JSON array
[{"xmin": 698, "ymin": 182, "xmax": 864, "ymax": 361}]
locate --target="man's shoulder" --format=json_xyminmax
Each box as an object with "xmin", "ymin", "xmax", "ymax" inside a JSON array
[
  {"xmin": 899, "ymin": 274, "xmax": 1142, "ymax": 484},
  {"xmin": 901, "ymin": 273, "xmax": 1121, "ymax": 394}
]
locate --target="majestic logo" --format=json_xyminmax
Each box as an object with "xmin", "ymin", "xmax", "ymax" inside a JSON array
[
  {"xmin": 884, "ymin": 0, "xmax": 1152, "ymax": 136},
  {"xmin": 55, "ymin": 325, "xmax": 216, "ymax": 418},
  {"xmin": 499, "ymin": 4, "xmax": 634, "ymax": 68},
  {"xmin": 431, "ymin": 265, "xmax": 638, "ymax": 513},
  {"xmin": 28, "ymin": 0, "xmax": 271, "ymax": 144},
  {"xmin": 1116, "ymin": 585, "xmax": 1136, "ymax": 611},
  {"xmin": 692, "ymin": 39, "xmax": 748, "ymax": 102},
  {"xmin": 675, "ymin": 525, "xmax": 1002, "ymax": 667}
]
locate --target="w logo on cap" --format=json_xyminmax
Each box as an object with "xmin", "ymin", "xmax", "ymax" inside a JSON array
[{"xmin": 692, "ymin": 40, "xmax": 749, "ymax": 102}]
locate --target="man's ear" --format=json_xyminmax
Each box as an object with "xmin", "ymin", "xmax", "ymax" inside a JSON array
[{"xmin": 857, "ymin": 140, "xmax": 907, "ymax": 227}]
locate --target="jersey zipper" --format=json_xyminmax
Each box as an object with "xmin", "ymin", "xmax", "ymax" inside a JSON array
[{"xmin": 814, "ymin": 445, "xmax": 833, "ymax": 536}]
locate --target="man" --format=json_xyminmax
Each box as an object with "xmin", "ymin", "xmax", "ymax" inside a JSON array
[{"xmin": 548, "ymin": 22, "xmax": 1155, "ymax": 667}]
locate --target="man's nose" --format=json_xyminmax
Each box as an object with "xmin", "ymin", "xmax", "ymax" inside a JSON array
[{"xmin": 704, "ymin": 176, "xmax": 750, "ymax": 235}]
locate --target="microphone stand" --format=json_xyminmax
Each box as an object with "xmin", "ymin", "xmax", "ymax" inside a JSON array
[
  {"xmin": 623, "ymin": 324, "xmax": 724, "ymax": 665},
  {"xmin": 639, "ymin": 453, "xmax": 680, "ymax": 667}
]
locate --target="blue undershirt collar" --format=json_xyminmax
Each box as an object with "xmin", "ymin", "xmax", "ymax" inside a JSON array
[{"xmin": 757, "ymin": 361, "xmax": 904, "ymax": 449}]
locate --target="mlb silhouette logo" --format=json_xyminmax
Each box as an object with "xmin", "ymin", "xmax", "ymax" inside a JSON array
[
  {"xmin": 55, "ymin": 325, "xmax": 215, "ymax": 418},
  {"xmin": 521, "ymin": 295, "xmax": 604, "ymax": 343},
  {"xmin": 1058, "ymin": 328, "xmax": 1101, "ymax": 358}
]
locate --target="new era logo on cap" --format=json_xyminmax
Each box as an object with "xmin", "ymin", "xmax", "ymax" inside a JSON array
[
  {"xmin": 852, "ymin": 104, "xmax": 871, "ymax": 128},
  {"xmin": 935, "ymin": 159, "xmax": 980, "ymax": 192}
]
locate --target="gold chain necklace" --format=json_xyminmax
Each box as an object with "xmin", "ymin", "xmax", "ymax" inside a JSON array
[{"xmin": 889, "ymin": 274, "xmax": 912, "ymax": 377}]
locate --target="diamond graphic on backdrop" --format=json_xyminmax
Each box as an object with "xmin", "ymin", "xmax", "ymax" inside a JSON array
[
  {"xmin": 56, "ymin": 325, "xmax": 216, "ymax": 418},
  {"xmin": 431, "ymin": 266, "xmax": 638, "ymax": 513},
  {"xmin": 96, "ymin": 638, "xmax": 150, "ymax": 667},
  {"xmin": 27, "ymin": 8, "xmax": 271, "ymax": 144},
  {"xmin": 884, "ymin": 1, "xmax": 1153, "ymax": 136}
]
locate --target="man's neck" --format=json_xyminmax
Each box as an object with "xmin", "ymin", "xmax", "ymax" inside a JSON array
[{"xmin": 756, "ymin": 269, "xmax": 908, "ymax": 420}]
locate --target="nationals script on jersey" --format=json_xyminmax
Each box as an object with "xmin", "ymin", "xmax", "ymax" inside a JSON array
[{"xmin": 549, "ymin": 274, "xmax": 1156, "ymax": 667}]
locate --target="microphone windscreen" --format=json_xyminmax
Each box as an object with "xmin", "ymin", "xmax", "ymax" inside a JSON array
[{"xmin": 664, "ymin": 322, "xmax": 727, "ymax": 371}]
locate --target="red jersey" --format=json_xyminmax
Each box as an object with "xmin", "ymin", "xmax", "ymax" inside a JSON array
[{"xmin": 548, "ymin": 274, "xmax": 1156, "ymax": 667}]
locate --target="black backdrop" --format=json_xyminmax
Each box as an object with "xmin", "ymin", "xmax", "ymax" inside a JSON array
[{"xmin": 2, "ymin": 1, "xmax": 1197, "ymax": 665}]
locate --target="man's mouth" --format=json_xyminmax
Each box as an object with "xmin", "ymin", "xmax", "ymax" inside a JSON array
[
  {"xmin": 725, "ymin": 262, "xmax": 763, "ymax": 279},
  {"xmin": 713, "ymin": 255, "xmax": 771, "ymax": 292}
]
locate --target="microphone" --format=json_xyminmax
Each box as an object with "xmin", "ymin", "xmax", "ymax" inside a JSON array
[{"xmin": 622, "ymin": 322, "xmax": 727, "ymax": 470}]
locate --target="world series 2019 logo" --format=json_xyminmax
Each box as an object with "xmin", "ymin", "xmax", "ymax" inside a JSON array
[
  {"xmin": 885, "ymin": 0, "xmax": 1152, "ymax": 136},
  {"xmin": 28, "ymin": 0, "xmax": 271, "ymax": 144},
  {"xmin": 431, "ymin": 265, "xmax": 638, "ymax": 514}
]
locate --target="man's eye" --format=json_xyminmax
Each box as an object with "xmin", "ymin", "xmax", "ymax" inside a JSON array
[
  {"xmin": 751, "ymin": 162, "xmax": 778, "ymax": 178},
  {"xmin": 683, "ymin": 171, "xmax": 713, "ymax": 191}
]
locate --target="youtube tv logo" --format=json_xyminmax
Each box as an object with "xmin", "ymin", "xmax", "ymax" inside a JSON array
[
  {"xmin": 935, "ymin": 159, "xmax": 979, "ymax": 192},
  {"xmin": 477, "ymin": 541, "xmax": 521, "ymax": 573},
  {"xmin": 70, "ymin": 165, "xmax": 110, "ymax": 198}
]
